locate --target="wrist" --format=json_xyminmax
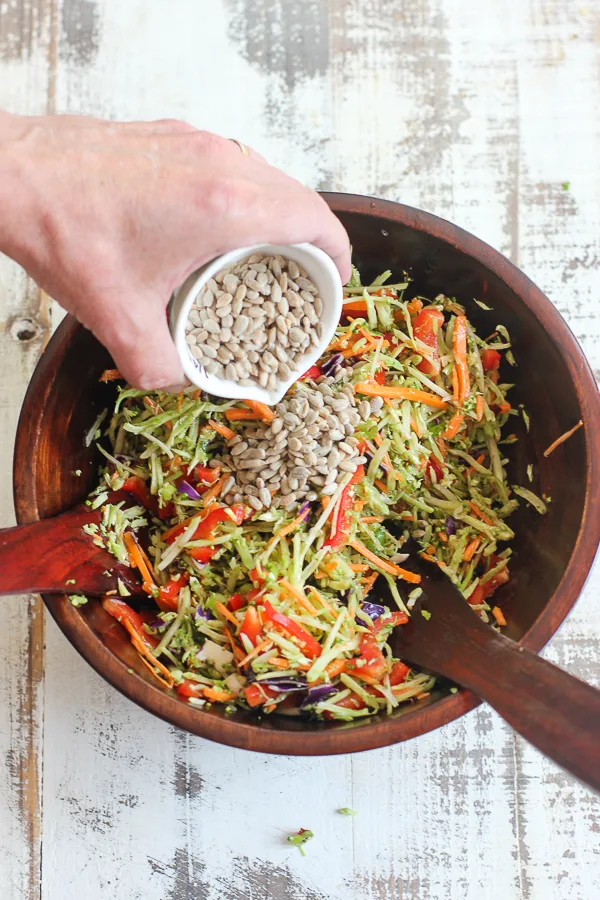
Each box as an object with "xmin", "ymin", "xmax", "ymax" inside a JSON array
[{"xmin": 0, "ymin": 112, "xmax": 37, "ymax": 262}]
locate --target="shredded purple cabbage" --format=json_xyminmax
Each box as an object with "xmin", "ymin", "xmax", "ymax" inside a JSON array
[
  {"xmin": 255, "ymin": 675, "xmax": 308, "ymax": 693},
  {"xmin": 195, "ymin": 605, "xmax": 213, "ymax": 622},
  {"xmin": 445, "ymin": 516, "xmax": 457, "ymax": 536},
  {"xmin": 356, "ymin": 601, "xmax": 387, "ymax": 627},
  {"xmin": 321, "ymin": 353, "xmax": 343, "ymax": 376},
  {"xmin": 177, "ymin": 480, "xmax": 203, "ymax": 500},
  {"xmin": 299, "ymin": 684, "xmax": 339, "ymax": 710}
]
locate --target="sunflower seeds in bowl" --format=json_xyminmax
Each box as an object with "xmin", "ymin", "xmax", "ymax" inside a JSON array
[{"xmin": 169, "ymin": 243, "xmax": 343, "ymax": 406}]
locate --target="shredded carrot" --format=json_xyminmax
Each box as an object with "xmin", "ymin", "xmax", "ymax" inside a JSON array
[
  {"xmin": 277, "ymin": 511, "xmax": 309, "ymax": 539},
  {"xmin": 125, "ymin": 628, "xmax": 174, "ymax": 688},
  {"xmin": 225, "ymin": 409, "xmax": 261, "ymax": 421},
  {"xmin": 280, "ymin": 579, "xmax": 318, "ymax": 615},
  {"xmin": 463, "ymin": 536, "xmax": 481, "ymax": 562},
  {"xmin": 215, "ymin": 601, "xmax": 240, "ymax": 627},
  {"xmin": 361, "ymin": 572, "xmax": 379, "ymax": 595},
  {"xmin": 409, "ymin": 415, "xmax": 422, "ymax": 438},
  {"xmin": 177, "ymin": 393, "xmax": 184, "ymax": 412},
  {"xmin": 224, "ymin": 626, "xmax": 245, "ymax": 662},
  {"xmin": 208, "ymin": 419, "xmax": 235, "ymax": 440},
  {"xmin": 123, "ymin": 532, "xmax": 155, "ymax": 591},
  {"xmin": 453, "ymin": 315, "xmax": 470, "ymax": 404},
  {"xmin": 100, "ymin": 368, "xmax": 123, "ymax": 382},
  {"xmin": 349, "ymin": 563, "xmax": 371, "ymax": 572},
  {"xmin": 341, "ymin": 300, "xmax": 369, "ymax": 312},
  {"xmin": 353, "ymin": 500, "xmax": 365, "ymax": 512},
  {"xmin": 475, "ymin": 395, "xmax": 485, "ymax": 421},
  {"xmin": 350, "ymin": 538, "xmax": 421, "ymax": 583},
  {"xmin": 144, "ymin": 396, "xmax": 163, "ymax": 415},
  {"xmin": 543, "ymin": 420, "xmax": 584, "ymax": 457},
  {"xmin": 467, "ymin": 501, "xmax": 494, "ymax": 526},
  {"xmin": 468, "ymin": 452, "xmax": 486, "ymax": 474},
  {"xmin": 498, "ymin": 401, "xmax": 511, "ymax": 414},
  {"xmin": 191, "ymin": 389, "xmax": 201, "ymax": 400},
  {"xmin": 161, "ymin": 504, "xmax": 216, "ymax": 542},
  {"xmin": 436, "ymin": 436, "xmax": 447, "ymax": 458},
  {"xmin": 238, "ymin": 638, "xmax": 273, "ymax": 667},
  {"xmin": 407, "ymin": 297, "xmax": 423, "ymax": 316},
  {"xmin": 438, "ymin": 532, "xmax": 448, "ymax": 543},
  {"xmin": 242, "ymin": 399, "xmax": 275, "ymax": 423},
  {"xmin": 359, "ymin": 516, "xmax": 384, "ymax": 524},
  {"xmin": 202, "ymin": 687, "xmax": 235, "ymax": 702},
  {"xmin": 355, "ymin": 382, "xmax": 449, "ymax": 409},
  {"xmin": 491, "ymin": 606, "xmax": 507, "ymax": 627},
  {"xmin": 202, "ymin": 475, "xmax": 227, "ymax": 506},
  {"xmin": 325, "ymin": 659, "xmax": 347, "ymax": 679},
  {"xmin": 443, "ymin": 411, "xmax": 464, "ymax": 439},
  {"xmin": 420, "ymin": 552, "xmax": 437, "ymax": 564},
  {"xmin": 374, "ymin": 479, "xmax": 389, "ymax": 493},
  {"xmin": 269, "ymin": 657, "xmax": 291, "ymax": 669},
  {"xmin": 308, "ymin": 586, "xmax": 335, "ymax": 615}
]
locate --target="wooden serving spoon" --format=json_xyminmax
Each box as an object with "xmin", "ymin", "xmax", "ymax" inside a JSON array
[
  {"xmin": 385, "ymin": 546, "xmax": 600, "ymax": 793},
  {"xmin": 0, "ymin": 495, "xmax": 142, "ymax": 597}
]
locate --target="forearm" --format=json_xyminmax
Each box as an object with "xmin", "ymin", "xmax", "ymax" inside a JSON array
[{"xmin": 0, "ymin": 112, "xmax": 37, "ymax": 264}]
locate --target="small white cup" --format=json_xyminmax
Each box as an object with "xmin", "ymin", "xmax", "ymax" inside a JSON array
[{"xmin": 169, "ymin": 243, "xmax": 343, "ymax": 406}]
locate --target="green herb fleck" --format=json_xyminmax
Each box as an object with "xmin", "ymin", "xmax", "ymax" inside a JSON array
[
  {"xmin": 65, "ymin": 579, "xmax": 76, "ymax": 585},
  {"xmin": 561, "ymin": 181, "xmax": 570, "ymax": 191},
  {"xmin": 421, "ymin": 609, "xmax": 432, "ymax": 621},
  {"xmin": 69, "ymin": 594, "xmax": 88, "ymax": 607},
  {"xmin": 287, "ymin": 829, "xmax": 314, "ymax": 856},
  {"xmin": 337, "ymin": 807, "xmax": 357, "ymax": 816},
  {"xmin": 473, "ymin": 298, "xmax": 493, "ymax": 311}
]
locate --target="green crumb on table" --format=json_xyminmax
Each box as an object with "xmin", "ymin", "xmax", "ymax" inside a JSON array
[
  {"xmin": 69, "ymin": 594, "xmax": 88, "ymax": 607},
  {"xmin": 65, "ymin": 579, "xmax": 76, "ymax": 585},
  {"xmin": 562, "ymin": 181, "xmax": 570, "ymax": 190},
  {"xmin": 421, "ymin": 609, "xmax": 431, "ymax": 621},
  {"xmin": 337, "ymin": 807, "xmax": 357, "ymax": 816},
  {"xmin": 450, "ymin": 687, "xmax": 458, "ymax": 694},
  {"xmin": 127, "ymin": 668, "xmax": 134, "ymax": 674},
  {"xmin": 287, "ymin": 829, "xmax": 314, "ymax": 856},
  {"xmin": 75, "ymin": 469, "xmax": 82, "ymax": 477}
]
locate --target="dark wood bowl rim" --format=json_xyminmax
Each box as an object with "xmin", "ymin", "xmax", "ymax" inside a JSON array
[{"xmin": 13, "ymin": 195, "xmax": 600, "ymax": 755}]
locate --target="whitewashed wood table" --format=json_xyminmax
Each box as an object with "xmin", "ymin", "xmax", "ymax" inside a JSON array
[{"xmin": 1, "ymin": 2, "xmax": 599, "ymax": 898}]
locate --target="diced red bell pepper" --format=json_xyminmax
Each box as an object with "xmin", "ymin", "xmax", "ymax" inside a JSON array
[
  {"xmin": 193, "ymin": 465, "xmax": 220, "ymax": 485},
  {"xmin": 467, "ymin": 556, "xmax": 509, "ymax": 606},
  {"xmin": 481, "ymin": 348, "xmax": 501, "ymax": 372},
  {"xmin": 299, "ymin": 365, "xmax": 322, "ymax": 380},
  {"xmin": 249, "ymin": 568, "xmax": 266, "ymax": 588},
  {"xmin": 239, "ymin": 606, "xmax": 263, "ymax": 647},
  {"xmin": 177, "ymin": 679, "xmax": 205, "ymax": 699},
  {"xmin": 389, "ymin": 660, "xmax": 411, "ymax": 685},
  {"xmin": 244, "ymin": 683, "xmax": 279, "ymax": 707},
  {"xmin": 372, "ymin": 610, "xmax": 409, "ymax": 634},
  {"xmin": 165, "ymin": 504, "xmax": 246, "ymax": 545},
  {"xmin": 157, "ymin": 573, "xmax": 189, "ymax": 612},
  {"xmin": 324, "ymin": 464, "xmax": 365, "ymax": 550},
  {"xmin": 227, "ymin": 592, "xmax": 246, "ymax": 612},
  {"xmin": 413, "ymin": 308, "xmax": 445, "ymax": 377},
  {"xmin": 261, "ymin": 598, "xmax": 322, "ymax": 658},
  {"xmin": 426, "ymin": 455, "xmax": 444, "ymax": 483},
  {"xmin": 188, "ymin": 546, "xmax": 217, "ymax": 564},
  {"xmin": 374, "ymin": 368, "xmax": 386, "ymax": 385},
  {"xmin": 122, "ymin": 475, "xmax": 173, "ymax": 520},
  {"xmin": 102, "ymin": 597, "xmax": 158, "ymax": 648}
]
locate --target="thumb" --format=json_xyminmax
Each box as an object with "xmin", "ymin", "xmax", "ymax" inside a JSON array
[{"xmin": 92, "ymin": 295, "xmax": 187, "ymax": 392}]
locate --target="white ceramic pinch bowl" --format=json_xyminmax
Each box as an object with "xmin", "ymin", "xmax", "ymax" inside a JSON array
[{"xmin": 169, "ymin": 243, "xmax": 343, "ymax": 406}]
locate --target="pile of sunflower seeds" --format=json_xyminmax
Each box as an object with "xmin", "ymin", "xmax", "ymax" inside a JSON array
[
  {"xmin": 185, "ymin": 253, "xmax": 324, "ymax": 390},
  {"xmin": 209, "ymin": 376, "xmax": 378, "ymax": 512}
]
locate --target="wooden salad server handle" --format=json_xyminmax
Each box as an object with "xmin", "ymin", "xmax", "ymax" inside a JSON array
[
  {"xmin": 387, "ymin": 550, "xmax": 600, "ymax": 793},
  {"xmin": 0, "ymin": 498, "xmax": 141, "ymax": 597}
]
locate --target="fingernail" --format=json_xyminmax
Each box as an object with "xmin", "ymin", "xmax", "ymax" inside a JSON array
[{"xmin": 162, "ymin": 382, "xmax": 190, "ymax": 393}]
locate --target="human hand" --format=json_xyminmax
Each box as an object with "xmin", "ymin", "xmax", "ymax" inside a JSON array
[{"xmin": 0, "ymin": 113, "xmax": 350, "ymax": 390}]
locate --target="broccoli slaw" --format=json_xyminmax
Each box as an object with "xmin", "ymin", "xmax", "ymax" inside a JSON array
[{"xmin": 88, "ymin": 265, "xmax": 544, "ymax": 721}]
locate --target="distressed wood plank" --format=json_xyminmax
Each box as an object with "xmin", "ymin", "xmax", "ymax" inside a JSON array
[{"xmin": 0, "ymin": 3, "xmax": 56, "ymax": 897}]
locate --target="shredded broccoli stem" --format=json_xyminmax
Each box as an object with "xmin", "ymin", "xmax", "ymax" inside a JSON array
[{"xmin": 89, "ymin": 266, "xmax": 541, "ymax": 721}]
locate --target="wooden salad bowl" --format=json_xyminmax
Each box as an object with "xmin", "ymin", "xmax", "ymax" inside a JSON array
[{"xmin": 13, "ymin": 195, "xmax": 600, "ymax": 755}]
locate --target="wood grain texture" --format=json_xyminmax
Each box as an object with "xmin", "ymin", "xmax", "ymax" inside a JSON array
[{"xmin": 1, "ymin": 1, "xmax": 599, "ymax": 899}]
